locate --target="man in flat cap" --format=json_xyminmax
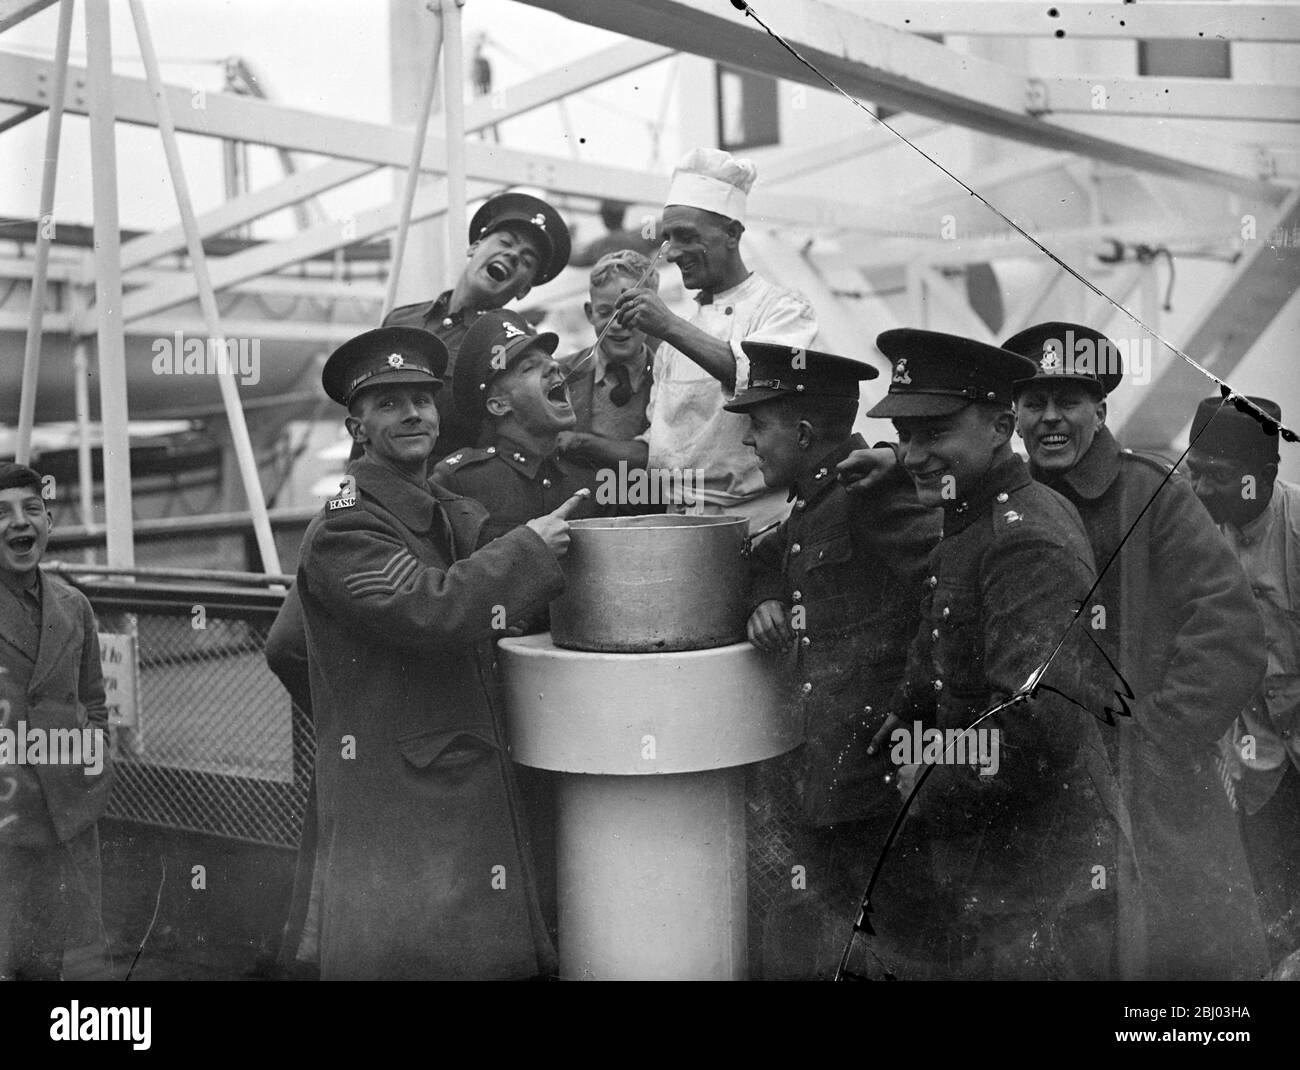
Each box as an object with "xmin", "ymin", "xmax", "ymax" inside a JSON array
[
  {"xmin": 1189, "ymin": 394, "xmax": 1300, "ymax": 965},
  {"xmin": 1003, "ymin": 324, "xmax": 1268, "ymax": 981},
  {"xmin": 856, "ymin": 329, "xmax": 1115, "ymax": 980},
  {"xmin": 612, "ymin": 147, "xmax": 818, "ymax": 529},
  {"xmin": 726, "ymin": 343, "xmax": 941, "ymax": 979},
  {"xmin": 294, "ymin": 324, "xmax": 587, "ymax": 979},
  {"xmin": 432, "ymin": 309, "xmax": 600, "ymax": 543},
  {"xmin": 385, "ymin": 191, "xmax": 571, "ymax": 461}
]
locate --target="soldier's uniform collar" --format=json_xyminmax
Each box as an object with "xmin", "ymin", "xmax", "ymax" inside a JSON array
[
  {"xmin": 348, "ymin": 454, "xmax": 438, "ymax": 534},
  {"xmin": 944, "ymin": 453, "xmax": 1032, "ymax": 535},
  {"xmin": 423, "ymin": 290, "xmax": 491, "ymax": 331},
  {"xmin": 790, "ymin": 434, "xmax": 866, "ymax": 506},
  {"xmin": 492, "ymin": 433, "xmax": 558, "ymax": 479}
]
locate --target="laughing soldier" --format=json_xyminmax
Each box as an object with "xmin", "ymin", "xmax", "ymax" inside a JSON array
[
  {"xmin": 726, "ymin": 344, "xmax": 940, "ymax": 978},
  {"xmin": 432, "ymin": 310, "xmax": 600, "ymax": 542},
  {"xmin": 613, "ymin": 147, "xmax": 818, "ymax": 529},
  {"xmin": 296, "ymin": 326, "xmax": 585, "ymax": 979},
  {"xmin": 860, "ymin": 330, "xmax": 1116, "ymax": 980},
  {"xmin": 385, "ymin": 192, "xmax": 571, "ymax": 461},
  {"xmin": 1005, "ymin": 324, "xmax": 1269, "ymax": 980}
]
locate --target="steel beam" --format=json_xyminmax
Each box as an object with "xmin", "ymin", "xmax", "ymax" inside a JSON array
[
  {"xmin": 0, "ymin": 0, "xmax": 57, "ymax": 32},
  {"xmin": 761, "ymin": 115, "xmax": 945, "ymax": 184},
  {"xmin": 118, "ymin": 158, "xmax": 377, "ymax": 272},
  {"xmin": 120, "ymin": 179, "xmax": 451, "ymax": 322},
  {"xmin": 1038, "ymin": 77, "xmax": 1300, "ymax": 123},
  {"xmin": 835, "ymin": 2, "xmax": 1300, "ymax": 43},
  {"xmin": 15, "ymin": 0, "xmax": 70, "ymax": 465},
  {"xmin": 0, "ymin": 101, "xmax": 39, "ymax": 132},
  {"xmin": 1118, "ymin": 185, "xmax": 1300, "ymax": 451},
  {"xmin": 83, "ymin": 0, "xmax": 133, "ymax": 569},
  {"xmin": 517, "ymin": 0, "xmax": 1290, "ymax": 203}
]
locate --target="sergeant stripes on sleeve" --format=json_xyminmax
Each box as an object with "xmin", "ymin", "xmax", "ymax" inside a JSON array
[{"xmin": 343, "ymin": 548, "xmax": 422, "ymax": 598}]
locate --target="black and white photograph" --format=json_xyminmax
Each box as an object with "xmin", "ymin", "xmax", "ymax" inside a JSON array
[{"xmin": 1, "ymin": 0, "xmax": 1298, "ymax": 1037}]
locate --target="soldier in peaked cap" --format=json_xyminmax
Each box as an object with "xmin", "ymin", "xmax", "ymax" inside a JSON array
[
  {"xmin": 433, "ymin": 309, "xmax": 600, "ymax": 544},
  {"xmin": 1188, "ymin": 395, "xmax": 1299, "ymax": 968},
  {"xmin": 847, "ymin": 328, "xmax": 1117, "ymax": 981},
  {"xmin": 725, "ymin": 342, "xmax": 941, "ymax": 978},
  {"xmin": 290, "ymin": 323, "xmax": 589, "ymax": 979},
  {"xmin": 1005, "ymin": 324, "xmax": 1269, "ymax": 980},
  {"xmin": 385, "ymin": 191, "xmax": 572, "ymax": 461}
]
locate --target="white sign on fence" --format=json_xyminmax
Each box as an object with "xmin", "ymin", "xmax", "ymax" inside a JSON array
[{"xmin": 99, "ymin": 632, "xmax": 140, "ymax": 730}]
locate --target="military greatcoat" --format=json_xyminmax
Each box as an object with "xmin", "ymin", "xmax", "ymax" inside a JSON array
[
  {"xmin": 296, "ymin": 453, "xmax": 565, "ymax": 980},
  {"xmin": 892, "ymin": 453, "xmax": 1116, "ymax": 980}
]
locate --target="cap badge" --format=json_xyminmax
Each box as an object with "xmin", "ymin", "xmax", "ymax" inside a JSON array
[
  {"xmin": 387, "ymin": 353, "xmax": 405, "ymax": 368},
  {"xmin": 530, "ymin": 213, "xmax": 546, "ymax": 229},
  {"xmin": 892, "ymin": 359, "xmax": 913, "ymax": 385},
  {"xmin": 1040, "ymin": 351, "xmax": 1061, "ymax": 372},
  {"xmin": 501, "ymin": 321, "xmax": 527, "ymax": 340}
]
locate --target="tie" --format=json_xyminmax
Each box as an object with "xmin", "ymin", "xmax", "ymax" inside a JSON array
[{"xmin": 608, "ymin": 362, "xmax": 633, "ymax": 407}]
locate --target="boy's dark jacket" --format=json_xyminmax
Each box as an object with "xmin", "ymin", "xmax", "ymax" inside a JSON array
[{"xmin": 0, "ymin": 571, "xmax": 113, "ymax": 845}]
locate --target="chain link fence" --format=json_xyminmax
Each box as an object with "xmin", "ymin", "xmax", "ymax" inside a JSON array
[{"xmin": 69, "ymin": 579, "xmax": 313, "ymax": 850}]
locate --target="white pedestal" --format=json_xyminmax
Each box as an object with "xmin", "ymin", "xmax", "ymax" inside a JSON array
[{"xmin": 497, "ymin": 635, "xmax": 800, "ymax": 980}]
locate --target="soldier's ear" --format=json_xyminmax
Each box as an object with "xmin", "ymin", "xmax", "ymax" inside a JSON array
[
  {"xmin": 345, "ymin": 414, "xmax": 367, "ymax": 444},
  {"xmin": 485, "ymin": 393, "xmax": 512, "ymax": 418},
  {"xmin": 796, "ymin": 419, "xmax": 816, "ymax": 450},
  {"xmin": 1095, "ymin": 398, "xmax": 1108, "ymax": 426},
  {"xmin": 990, "ymin": 409, "xmax": 1016, "ymax": 447}
]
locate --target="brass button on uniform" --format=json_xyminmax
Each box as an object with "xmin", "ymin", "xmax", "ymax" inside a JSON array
[
  {"xmin": 792, "ymin": 590, "xmax": 802, "ymax": 603},
  {"xmin": 790, "ymin": 543, "xmax": 801, "ymax": 555},
  {"xmin": 996, "ymin": 492, "xmax": 1009, "ymax": 503},
  {"xmin": 932, "ymin": 679, "xmax": 943, "ymax": 692},
  {"xmin": 801, "ymin": 682, "xmax": 813, "ymax": 694}
]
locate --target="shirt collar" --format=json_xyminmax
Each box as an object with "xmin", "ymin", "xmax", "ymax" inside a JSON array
[
  {"xmin": 0, "ymin": 565, "xmax": 41, "ymax": 602},
  {"xmin": 593, "ymin": 343, "xmax": 652, "ymax": 393},
  {"xmin": 944, "ymin": 453, "xmax": 1033, "ymax": 535},
  {"xmin": 1225, "ymin": 482, "xmax": 1280, "ymax": 543},
  {"xmin": 349, "ymin": 453, "xmax": 437, "ymax": 533},
  {"xmin": 695, "ymin": 271, "xmax": 757, "ymax": 307}
]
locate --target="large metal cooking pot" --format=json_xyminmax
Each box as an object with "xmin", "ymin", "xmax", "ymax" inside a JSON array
[{"xmin": 550, "ymin": 514, "xmax": 751, "ymax": 653}]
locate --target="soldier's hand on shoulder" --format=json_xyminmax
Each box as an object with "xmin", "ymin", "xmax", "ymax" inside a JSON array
[
  {"xmin": 747, "ymin": 598, "xmax": 794, "ymax": 653},
  {"xmin": 555, "ymin": 431, "xmax": 587, "ymax": 457},
  {"xmin": 837, "ymin": 445, "xmax": 898, "ymax": 494},
  {"xmin": 524, "ymin": 488, "xmax": 591, "ymax": 557}
]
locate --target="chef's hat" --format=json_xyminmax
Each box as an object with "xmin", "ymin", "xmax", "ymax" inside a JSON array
[{"xmin": 664, "ymin": 147, "xmax": 757, "ymax": 225}]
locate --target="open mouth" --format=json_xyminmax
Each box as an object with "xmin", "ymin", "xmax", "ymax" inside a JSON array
[
  {"xmin": 910, "ymin": 468, "xmax": 946, "ymax": 485},
  {"xmin": 546, "ymin": 379, "xmax": 571, "ymax": 406},
  {"xmin": 485, "ymin": 260, "xmax": 511, "ymax": 283},
  {"xmin": 1037, "ymin": 433, "xmax": 1071, "ymax": 449},
  {"xmin": 7, "ymin": 535, "xmax": 36, "ymax": 554}
]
